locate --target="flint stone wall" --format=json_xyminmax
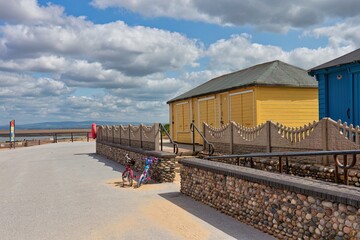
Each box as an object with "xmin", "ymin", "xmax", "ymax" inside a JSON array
[
  {"xmin": 206, "ymin": 156, "xmax": 360, "ymax": 187},
  {"xmin": 179, "ymin": 158, "xmax": 360, "ymax": 240},
  {"xmin": 96, "ymin": 142, "xmax": 176, "ymax": 182}
]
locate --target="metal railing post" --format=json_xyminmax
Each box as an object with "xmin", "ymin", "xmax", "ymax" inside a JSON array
[
  {"xmin": 159, "ymin": 123, "xmax": 178, "ymax": 154},
  {"xmin": 190, "ymin": 122, "xmax": 214, "ymax": 156},
  {"xmin": 160, "ymin": 124, "xmax": 163, "ymax": 151},
  {"xmin": 192, "ymin": 124, "xmax": 195, "ymax": 152}
]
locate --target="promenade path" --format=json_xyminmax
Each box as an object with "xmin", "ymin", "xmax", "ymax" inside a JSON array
[{"xmin": 0, "ymin": 142, "xmax": 275, "ymax": 240}]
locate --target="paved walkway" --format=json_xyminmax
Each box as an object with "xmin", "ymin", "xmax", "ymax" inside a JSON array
[
  {"xmin": 0, "ymin": 142, "xmax": 274, "ymax": 240},
  {"xmin": 161, "ymin": 139, "xmax": 204, "ymax": 155}
]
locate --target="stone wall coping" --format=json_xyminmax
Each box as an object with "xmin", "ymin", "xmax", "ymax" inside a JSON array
[
  {"xmin": 179, "ymin": 158, "xmax": 360, "ymax": 208},
  {"xmin": 98, "ymin": 141, "xmax": 176, "ymax": 158}
]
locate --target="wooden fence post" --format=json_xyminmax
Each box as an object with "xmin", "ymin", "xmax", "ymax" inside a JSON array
[
  {"xmin": 140, "ymin": 124, "xmax": 143, "ymax": 149},
  {"xmin": 322, "ymin": 118, "xmax": 329, "ymax": 165},
  {"xmin": 119, "ymin": 125, "xmax": 122, "ymax": 145},
  {"xmin": 128, "ymin": 124, "xmax": 131, "ymax": 146},
  {"xmin": 154, "ymin": 123, "xmax": 160, "ymax": 151},
  {"xmin": 267, "ymin": 121, "xmax": 272, "ymax": 153},
  {"xmin": 106, "ymin": 127, "xmax": 108, "ymax": 142}
]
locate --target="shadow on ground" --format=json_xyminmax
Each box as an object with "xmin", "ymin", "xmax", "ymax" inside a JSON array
[
  {"xmin": 159, "ymin": 192, "xmax": 275, "ymax": 240},
  {"xmin": 74, "ymin": 153, "xmax": 125, "ymax": 173}
]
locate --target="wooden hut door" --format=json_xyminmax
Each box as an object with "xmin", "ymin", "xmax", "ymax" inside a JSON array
[
  {"xmin": 175, "ymin": 102, "xmax": 191, "ymax": 143},
  {"xmin": 198, "ymin": 97, "xmax": 215, "ymax": 144},
  {"xmin": 328, "ymin": 71, "xmax": 351, "ymax": 123},
  {"xmin": 198, "ymin": 97, "xmax": 215, "ymax": 127},
  {"xmin": 229, "ymin": 90, "xmax": 254, "ymax": 127}
]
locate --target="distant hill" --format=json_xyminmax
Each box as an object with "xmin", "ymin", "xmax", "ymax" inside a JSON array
[{"xmin": 0, "ymin": 121, "xmax": 149, "ymax": 130}]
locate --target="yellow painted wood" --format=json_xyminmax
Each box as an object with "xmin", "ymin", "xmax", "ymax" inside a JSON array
[
  {"xmin": 172, "ymin": 101, "xmax": 192, "ymax": 143},
  {"xmin": 230, "ymin": 94, "xmax": 242, "ymax": 124},
  {"xmin": 177, "ymin": 102, "xmax": 190, "ymax": 132},
  {"xmin": 177, "ymin": 132, "xmax": 192, "ymax": 143},
  {"xmin": 242, "ymin": 91, "xmax": 255, "ymax": 127},
  {"xmin": 192, "ymin": 98, "xmax": 200, "ymax": 143},
  {"xmin": 170, "ymin": 103, "xmax": 176, "ymax": 140},
  {"xmin": 207, "ymin": 99, "xmax": 216, "ymax": 127},
  {"xmin": 169, "ymin": 86, "xmax": 317, "ymax": 143},
  {"xmin": 198, "ymin": 100, "xmax": 207, "ymax": 126},
  {"xmin": 219, "ymin": 93, "xmax": 229, "ymax": 126},
  {"xmin": 229, "ymin": 90, "xmax": 255, "ymax": 127},
  {"xmin": 183, "ymin": 102, "xmax": 190, "ymax": 132},
  {"xmin": 256, "ymin": 87, "xmax": 318, "ymax": 126},
  {"xmin": 176, "ymin": 104, "xmax": 184, "ymax": 132},
  {"xmin": 197, "ymin": 96, "xmax": 216, "ymax": 144}
]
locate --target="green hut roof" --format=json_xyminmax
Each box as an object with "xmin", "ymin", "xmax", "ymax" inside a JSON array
[{"xmin": 167, "ymin": 60, "xmax": 317, "ymax": 103}]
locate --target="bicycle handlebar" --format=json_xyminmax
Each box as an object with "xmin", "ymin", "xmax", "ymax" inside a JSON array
[{"xmin": 142, "ymin": 156, "xmax": 160, "ymax": 165}]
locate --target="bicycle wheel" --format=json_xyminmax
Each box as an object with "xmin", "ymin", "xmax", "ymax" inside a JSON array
[
  {"xmin": 137, "ymin": 174, "xmax": 144, "ymax": 188},
  {"xmin": 128, "ymin": 174, "xmax": 133, "ymax": 187},
  {"xmin": 122, "ymin": 171, "xmax": 129, "ymax": 185}
]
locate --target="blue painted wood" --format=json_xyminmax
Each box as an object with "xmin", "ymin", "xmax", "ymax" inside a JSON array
[
  {"xmin": 310, "ymin": 62, "xmax": 360, "ymax": 75},
  {"xmin": 349, "ymin": 65, "xmax": 360, "ymax": 73},
  {"xmin": 317, "ymin": 74, "xmax": 326, "ymax": 119},
  {"xmin": 327, "ymin": 70, "xmax": 351, "ymax": 122},
  {"xmin": 312, "ymin": 62, "xmax": 360, "ymax": 126},
  {"xmin": 354, "ymin": 73, "xmax": 360, "ymax": 126}
]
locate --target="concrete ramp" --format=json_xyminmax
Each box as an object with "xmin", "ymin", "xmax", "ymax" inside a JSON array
[{"xmin": 0, "ymin": 142, "xmax": 274, "ymax": 240}]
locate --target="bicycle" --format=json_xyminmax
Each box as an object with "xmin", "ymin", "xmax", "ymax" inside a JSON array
[
  {"xmin": 122, "ymin": 154, "xmax": 136, "ymax": 187},
  {"xmin": 137, "ymin": 156, "xmax": 159, "ymax": 188}
]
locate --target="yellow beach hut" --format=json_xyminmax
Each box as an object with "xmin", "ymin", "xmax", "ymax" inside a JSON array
[{"xmin": 167, "ymin": 60, "xmax": 318, "ymax": 144}]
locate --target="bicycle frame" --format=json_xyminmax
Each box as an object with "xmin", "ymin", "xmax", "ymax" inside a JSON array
[
  {"xmin": 137, "ymin": 156, "xmax": 158, "ymax": 188},
  {"xmin": 122, "ymin": 154, "xmax": 135, "ymax": 187}
]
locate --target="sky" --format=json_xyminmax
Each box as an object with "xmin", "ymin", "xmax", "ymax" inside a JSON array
[{"xmin": 0, "ymin": 0, "xmax": 359, "ymax": 125}]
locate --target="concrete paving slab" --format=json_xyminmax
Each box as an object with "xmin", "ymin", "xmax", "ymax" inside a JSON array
[{"xmin": 0, "ymin": 142, "xmax": 275, "ymax": 240}]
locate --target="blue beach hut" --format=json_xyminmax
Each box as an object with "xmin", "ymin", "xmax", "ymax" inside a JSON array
[{"xmin": 309, "ymin": 49, "xmax": 360, "ymax": 125}]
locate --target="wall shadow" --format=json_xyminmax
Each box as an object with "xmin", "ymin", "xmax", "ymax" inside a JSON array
[
  {"xmin": 158, "ymin": 192, "xmax": 275, "ymax": 240},
  {"xmin": 74, "ymin": 153, "xmax": 125, "ymax": 173}
]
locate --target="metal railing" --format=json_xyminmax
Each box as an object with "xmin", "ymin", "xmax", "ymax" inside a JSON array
[
  {"xmin": 190, "ymin": 123, "xmax": 214, "ymax": 156},
  {"xmin": 159, "ymin": 123, "xmax": 178, "ymax": 154},
  {"xmin": 206, "ymin": 150, "xmax": 360, "ymax": 185}
]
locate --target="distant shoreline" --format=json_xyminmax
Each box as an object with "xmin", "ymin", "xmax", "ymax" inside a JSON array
[
  {"xmin": 0, "ymin": 120, "xmax": 147, "ymax": 131},
  {"xmin": 0, "ymin": 136, "xmax": 95, "ymax": 150}
]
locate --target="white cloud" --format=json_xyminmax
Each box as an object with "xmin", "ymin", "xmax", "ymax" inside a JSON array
[
  {"xmin": 0, "ymin": 71, "xmax": 73, "ymax": 97},
  {"xmin": 206, "ymin": 34, "xmax": 355, "ymax": 71},
  {"xmin": 0, "ymin": 0, "xmax": 65, "ymax": 24},
  {"xmin": 90, "ymin": 0, "xmax": 360, "ymax": 32},
  {"xmin": 309, "ymin": 16, "xmax": 360, "ymax": 48},
  {"xmin": 0, "ymin": 56, "xmax": 68, "ymax": 72},
  {"xmin": 91, "ymin": 0, "xmax": 216, "ymax": 24},
  {"xmin": 0, "ymin": 20, "xmax": 202, "ymax": 76}
]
